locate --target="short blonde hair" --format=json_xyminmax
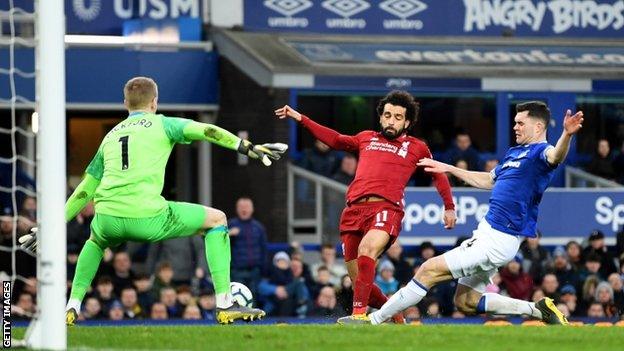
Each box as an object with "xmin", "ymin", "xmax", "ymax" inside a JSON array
[{"xmin": 124, "ymin": 77, "xmax": 158, "ymax": 110}]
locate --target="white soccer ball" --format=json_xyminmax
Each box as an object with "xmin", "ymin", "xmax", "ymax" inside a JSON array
[{"xmin": 230, "ymin": 282, "xmax": 254, "ymax": 307}]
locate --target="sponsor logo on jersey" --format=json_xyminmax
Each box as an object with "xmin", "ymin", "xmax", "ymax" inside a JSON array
[
  {"xmin": 397, "ymin": 141, "xmax": 410, "ymax": 158},
  {"xmin": 502, "ymin": 160, "xmax": 521, "ymax": 169}
]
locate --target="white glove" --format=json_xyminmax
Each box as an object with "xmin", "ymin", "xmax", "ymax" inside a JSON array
[{"xmin": 18, "ymin": 227, "xmax": 37, "ymax": 254}]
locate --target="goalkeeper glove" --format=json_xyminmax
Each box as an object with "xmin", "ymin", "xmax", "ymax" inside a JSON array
[
  {"xmin": 237, "ymin": 140, "xmax": 288, "ymax": 166},
  {"xmin": 18, "ymin": 227, "xmax": 37, "ymax": 254}
]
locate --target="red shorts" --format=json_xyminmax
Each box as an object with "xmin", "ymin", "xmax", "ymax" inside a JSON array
[{"xmin": 339, "ymin": 201, "xmax": 404, "ymax": 262}]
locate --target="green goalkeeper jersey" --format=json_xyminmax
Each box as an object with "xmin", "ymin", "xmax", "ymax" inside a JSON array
[{"xmin": 85, "ymin": 112, "xmax": 193, "ymax": 218}]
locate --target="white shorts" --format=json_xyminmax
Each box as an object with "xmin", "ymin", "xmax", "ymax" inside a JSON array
[{"xmin": 443, "ymin": 219, "xmax": 521, "ymax": 293}]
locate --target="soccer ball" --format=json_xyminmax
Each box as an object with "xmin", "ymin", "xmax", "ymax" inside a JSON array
[{"xmin": 230, "ymin": 282, "xmax": 254, "ymax": 307}]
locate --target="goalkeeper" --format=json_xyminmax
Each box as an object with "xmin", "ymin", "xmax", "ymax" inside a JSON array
[{"xmin": 23, "ymin": 77, "xmax": 287, "ymax": 325}]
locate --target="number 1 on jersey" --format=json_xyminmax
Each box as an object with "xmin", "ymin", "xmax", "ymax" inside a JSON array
[{"xmin": 119, "ymin": 136, "xmax": 129, "ymax": 170}]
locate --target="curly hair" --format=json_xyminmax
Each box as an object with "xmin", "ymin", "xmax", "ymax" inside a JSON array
[{"xmin": 376, "ymin": 90, "xmax": 420, "ymax": 128}]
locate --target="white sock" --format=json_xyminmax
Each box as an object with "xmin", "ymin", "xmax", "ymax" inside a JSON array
[
  {"xmin": 369, "ymin": 279, "xmax": 428, "ymax": 325},
  {"xmin": 482, "ymin": 293, "xmax": 541, "ymax": 318},
  {"xmin": 66, "ymin": 298, "xmax": 82, "ymax": 315},
  {"xmin": 216, "ymin": 292, "xmax": 233, "ymax": 309}
]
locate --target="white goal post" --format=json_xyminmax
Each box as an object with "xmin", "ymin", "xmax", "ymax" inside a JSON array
[{"xmin": 25, "ymin": 0, "xmax": 67, "ymax": 349}]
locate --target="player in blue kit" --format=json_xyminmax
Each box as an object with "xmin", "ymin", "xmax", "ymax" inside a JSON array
[{"xmin": 368, "ymin": 101, "xmax": 584, "ymax": 325}]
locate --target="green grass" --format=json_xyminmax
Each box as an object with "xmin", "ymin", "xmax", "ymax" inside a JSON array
[{"xmin": 13, "ymin": 325, "xmax": 624, "ymax": 351}]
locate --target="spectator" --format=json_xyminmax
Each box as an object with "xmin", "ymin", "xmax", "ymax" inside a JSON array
[
  {"xmin": 146, "ymin": 236, "xmax": 207, "ymax": 286},
  {"xmin": 375, "ymin": 260, "xmax": 398, "ymax": 296},
  {"xmin": 582, "ymin": 230, "xmax": 617, "ymax": 278},
  {"xmin": 384, "ymin": 241, "xmax": 412, "ymax": 286},
  {"xmin": 182, "ymin": 304, "xmax": 202, "ymax": 320},
  {"xmin": 288, "ymin": 243, "xmax": 314, "ymax": 286},
  {"xmin": 82, "ymin": 297, "xmax": 103, "ymax": 320},
  {"xmin": 120, "ymin": 286, "xmax": 144, "ymax": 319},
  {"xmin": 309, "ymin": 286, "xmax": 345, "ymax": 318},
  {"xmin": 151, "ymin": 262, "xmax": 174, "ymax": 300},
  {"xmin": 607, "ymin": 273, "xmax": 624, "ymax": 314},
  {"xmin": 483, "ymin": 158, "xmax": 499, "ymax": 173},
  {"xmin": 550, "ymin": 246, "xmax": 579, "ymax": 288},
  {"xmin": 150, "ymin": 302, "xmax": 169, "ymax": 320},
  {"xmin": 447, "ymin": 159, "xmax": 469, "ymax": 187},
  {"xmin": 424, "ymin": 299, "xmax": 442, "ymax": 318},
  {"xmin": 176, "ymin": 285, "xmax": 193, "ymax": 311},
  {"xmin": 132, "ymin": 273, "xmax": 154, "ymax": 311},
  {"xmin": 336, "ymin": 274, "xmax": 353, "ymax": 315},
  {"xmin": 107, "ymin": 300, "xmax": 124, "ymax": 320},
  {"xmin": 297, "ymin": 139, "xmax": 340, "ymax": 177},
  {"xmin": 12, "ymin": 293, "xmax": 35, "ymax": 320},
  {"xmin": 499, "ymin": 253, "xmax": 533, "ymax": 300},
  {"xmin": 93, "ymin": 276, "xmax": 116, "ymax": 315},
  {"xmin": 67, "ymin": 201, "xmax": 94, "ymax": 252},
  {"xmin": 445, "ymin": 132, "xmax": 482, "ymax": 171},
  {"xmin": 541, "ymin": 274, "xmax": 560, "ymax": 301},
  {"xmin": 405, "ymin": 306, "xmax": 421, "ymax": 320},
  {"xmin": 198, "ymin": 289, "xmax": 216, "ymax": 320},
  {"xmin": 579, "ymin": 275, "xmax": 601, "ymax": 316},
  {"xmin": 110, "ymin": 251, "xmax": 135, "ymax": 296},
  {"xmin": 595, "ymin": 281, "xmax": 618, "ymax": 318},
  {"xmin": 311, "ymin": 244, "xmax": 347, "ymax": 287},
  {"xmin": 556, "ymin": 303, "xmax": 571, "ymax": 319},
  {"xmin": 587, "ymin": 302, "xmax": 606, "ymax": 318},
  {"xmin": 228, "ymin": 197, "xmax": 268, "ymax": 297},
  {"xmin": 20, "ymin": 196, "xmax": 36, "ymax": 222},
  {"xmin": 258, "ymin": 251, "xmax": 309, "ymax": 317},
  {"xmin": 159, "ymin": 287, "xmax": 180, "ymax": 318},
  {"xmin": 559, "ymin": 284, "xmax": 580, "ymax": 317},
  {"xmin": 531, "ymin": 288, "xmax": 546, "ymax": 303},
  {"xmin": 331, "ymin": 153, "xmax": 357, "ymax": 185},
  {"xmin": 613, "ymin": 140, "xmax": 624, "ymax": 184},
  {"xmin": 415, "ymin": 241, "xmax": 437, "ymax": 266},
  {"xmin": 520, "ymin": 234, "xmax": 551, "ymax": 282},
  {"xmin": 586, "ymin": 138, "xmax": 616, "ymax": 180},
  {"xmin": 579, "ymin": 253, "xmax": 604, "ymax": 282},
  {"xmin": 565, "ymin": 240, "xmax": 584, "ymax": 271},
  {"xmin": 310, "ymin": 266, "xmax": 334, "ymax": 299}
]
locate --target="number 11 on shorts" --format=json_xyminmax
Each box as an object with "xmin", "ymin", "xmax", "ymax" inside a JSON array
[{"xmin": 375, "ymin": 210, "xmax": 388, "ymax": 227}]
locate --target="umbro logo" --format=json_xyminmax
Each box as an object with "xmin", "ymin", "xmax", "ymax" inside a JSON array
[
  {"xmin": 322, "ymin": 0, "xmax": 370, "ymax": 18},
  {"xmin": 379, "ymin": 0, "xmax": 427, "ymax": 19},
  {"xmin": 264, "ymin": 0, "xmax": 313, "ymax": 17}
]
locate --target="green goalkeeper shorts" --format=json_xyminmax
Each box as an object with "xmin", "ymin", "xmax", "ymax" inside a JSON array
[{"xmin": 90, "ymin": 201, "xmax": 206, "ymax": 248}]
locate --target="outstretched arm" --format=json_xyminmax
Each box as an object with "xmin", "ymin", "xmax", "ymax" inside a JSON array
[
  {"xmin": 65, "ymin": 173, "xmax": 100, "ymax": 222},
  {"xmin": 419, "ymin": 158, "xmax": 495, "ymax": 190},
  {"xmin": 182, "ymin": 121, "xmax": 287, "ymax": 166},
  {"xmin": 430, "ymin": 172, "xmax": 457, "ymax": 229},
  {"xmin": 275, "ymin": 105, "xmax": 359, "ymax": 153},
  {"xmin": 546, "ymin": 110, "xmax": 584, "ymax": 166}
]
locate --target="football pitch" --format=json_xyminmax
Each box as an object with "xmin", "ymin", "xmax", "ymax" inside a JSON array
[{"xmin": 13, "ymin": 324, "xmax": 624, "ymax": 351}]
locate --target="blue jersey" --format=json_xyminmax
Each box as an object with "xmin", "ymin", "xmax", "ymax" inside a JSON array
[{"xmin": 485, "ymin": 141, "xmax": 557, "ymax": 237}]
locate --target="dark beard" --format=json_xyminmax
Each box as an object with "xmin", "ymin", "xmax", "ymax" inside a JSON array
[{"xmin": 381, "ymin": 127, "xmax": 403, "ymax": 140}]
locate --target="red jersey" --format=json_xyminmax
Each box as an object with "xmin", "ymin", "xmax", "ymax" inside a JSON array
[{"xmin": 300, "ymin": 116, "xmax": 454, "ymax": 210}]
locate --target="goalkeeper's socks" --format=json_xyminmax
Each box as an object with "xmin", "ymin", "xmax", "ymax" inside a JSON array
[
  {"xmin": 352, "ymin": 255, "xmax": 376, "ymax": 315},
  {"xmin": 370, "ymin": 278, "xmax": 428, "ymax": 325},
  {"xmin": 204, "ymin": 225, "xmax": 234, "ymax": 309},
  {"xmin": 69, "ymin": 239, "xmax": 104, "ymax": 303},
  {"xmin": 66, "ymin": 298, "xmax": 82, "ymax": 315},
  {"xmin": 478, "ymin": 293, "xmax": 541, "ymax": 318}
]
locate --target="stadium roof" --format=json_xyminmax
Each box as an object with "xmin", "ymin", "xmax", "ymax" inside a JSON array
[{"xmin": 212, "ymin": 28, "xmax": 624, "ymax": 89}]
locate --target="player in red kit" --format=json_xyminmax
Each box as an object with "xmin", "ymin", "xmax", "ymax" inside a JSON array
[{"xmin": 275, "ymin": 91, "xmax": 457, "ymax": 324}]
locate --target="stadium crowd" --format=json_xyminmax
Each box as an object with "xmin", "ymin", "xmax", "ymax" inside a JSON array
[{"xmin": 2, "ymin": 194, "xmax": 624, "ymax": 322}]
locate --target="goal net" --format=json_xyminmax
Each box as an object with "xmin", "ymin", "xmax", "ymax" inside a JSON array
[{"xmin": 0, "ymin": 0, "xmax": 66, "ymax": 349}]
